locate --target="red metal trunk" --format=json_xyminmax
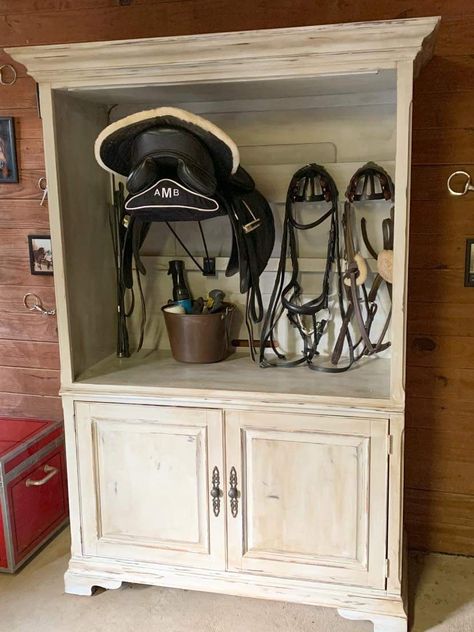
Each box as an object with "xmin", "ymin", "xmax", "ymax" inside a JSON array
[{"xmin": 0, "ymin": 418, "xmax": 68, "ymax": 572}]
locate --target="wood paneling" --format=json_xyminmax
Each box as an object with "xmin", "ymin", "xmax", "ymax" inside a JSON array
[
  {"xmin": 412, "ymin": 91, "xmax": 474, "ymax": 129},
  {"xmin": 0, "ymin": 201, "xmax": 50, "ymax": 228},
  {"xmin": 406, "ymin": 397, "xmax": 474, "ymax": 433},
  {"xmin": 405, "ymin": 489, "xmax": 474, "ymax": 555},
  {"xmin": 0, "ymin": 392, "xmax": 62, "ymax": 421},
  {"xmin": 408, "ymin": 270, "xmax": 474, "ymax": 304},
  {"xmin": 407, "ymin": 334, "xmax": 474, "ymax": 368},
  {"xmin": 0, "ymin": 366, "xmax": 59, "ymax": 396},
  {"xmin": 409, "ymin": 235, "xmax": 465, "ymax": 270},
  {"xmin": 405, "ymin": 427, "xmax": 474, "ymax": 494},
  {"xmin": 408, "ymin": 302, "xmax": 473, "ymax": 336},
  {"xmin": 0, "ymin": 172, "xmax": 47, "ymax": 201},
  {"xmin": 411, "ymin": 165, "xmax": 474, "ymax": 201},
  {"xmin": 412, "ymin": 128, "xmax": 474, "ymax": 165},
  {"xmin": 0, "ymin": 229, "xmax": 54, "ymax": 286},
  {"xmin": 0, "ymin": 313, "xmax": 57, "ymax": 342},
  {"xmin": 415, "ymin": 55, "xmax": 474, "ymax": 94},
  {"xmin": 407, "ymin": 366, "xmax": 474, "ymax": 402},
  {"xmin": 0, "ymin": 0, "xmax": 472, "ymax": 555},
  {"xmin": 0, "ymin": 340, "xmax": 59, "ymax": 369}
]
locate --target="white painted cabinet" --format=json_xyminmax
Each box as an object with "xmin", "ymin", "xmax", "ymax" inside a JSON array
[
  {"xmin": 225, "ymin": 410, "xmax": 388, "ymax": 588},
  {"xmin": 8, "ymin": 16, "xmax": 440, "ymax": 632},
  {"xmin": 74, "ymin": 402, "xmax": 225, "ymax": 570},
  {"xmin": 74, "ymin": 401, "xmax": 388, "ymax": 587}
]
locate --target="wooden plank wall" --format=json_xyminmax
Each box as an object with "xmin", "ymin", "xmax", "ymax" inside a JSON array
[{"xmin": 0, "ymin": 1, "xmax": 473, "ymax": 555}]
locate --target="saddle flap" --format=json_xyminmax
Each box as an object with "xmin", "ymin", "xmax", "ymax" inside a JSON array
[{"xmin": 124, "ymin": 177, "xmax": 225, "ymax": 222}]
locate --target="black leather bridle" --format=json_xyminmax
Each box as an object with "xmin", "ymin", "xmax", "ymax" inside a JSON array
[
  {"xmin": 331, "ymin": 162, "xmax": 394, "ymax": 368},
  {"xmin": 259, "ymin": 164, "xmax": 349, "ymax": 371}
]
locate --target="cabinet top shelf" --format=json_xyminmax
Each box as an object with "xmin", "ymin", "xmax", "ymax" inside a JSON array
[
  {"xmin": 67, "ymin": 351, "xmax": 397, "ymax": 412},
  {"xmin": 7, "ymin": 17, "xmax": 439, "ymax": 89}
]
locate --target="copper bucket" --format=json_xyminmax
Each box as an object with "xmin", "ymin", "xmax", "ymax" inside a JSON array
[{"xmin": 162, "ymin": 304, "xmax": 235, "ymax": 363}]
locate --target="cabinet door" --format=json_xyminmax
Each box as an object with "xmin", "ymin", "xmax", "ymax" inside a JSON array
[
  {"xmin": 75, "ymin": 402, "xmax": 225, "ymax": 570},
  {"xmin": 226, "ymin": 410, "xmax": 388, "ymax": 588}
]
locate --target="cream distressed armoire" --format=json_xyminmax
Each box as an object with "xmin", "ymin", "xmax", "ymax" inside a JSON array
[{"xmin": 9, "ymin": 17, "xmax": 439, "ymax": 632}]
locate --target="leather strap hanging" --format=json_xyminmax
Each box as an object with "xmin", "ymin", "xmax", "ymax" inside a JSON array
[
  {"xmin": 259, "ymin": 164, "xmax": 352, "ymax": 371},
  {"xmin": 331, "ymin": 163, "xmax": 394, "ymax": 367}
]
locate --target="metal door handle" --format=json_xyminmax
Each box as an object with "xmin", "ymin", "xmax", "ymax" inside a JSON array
[
  {"xmin": 25, "ymin": 464, "xmax": 58, "ymax": 487},
  {"xmin": 210, "ymin": 466, "xmax": 222, "ymax": 517},
  {"xmin": 228, "ymin": 466, "xmax": 239, "ymax": 517}
]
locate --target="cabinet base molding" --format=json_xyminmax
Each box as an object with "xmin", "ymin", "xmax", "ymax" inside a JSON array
[
  {"xmin": 64, "ymin": 569, "xmax": 122, "ymax": 596},
  {"xmin": 338, "ymin": 608, "xmax": 407, "ymax": 632},
  {"xmin": 65, "ymin": 557, "xmax": 406, "ymax": 619}
]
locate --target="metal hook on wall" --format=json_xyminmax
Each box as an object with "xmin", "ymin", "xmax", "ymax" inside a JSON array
[
  {"xmin": 0, "ymin": 64, "xmax": 17, "ymax": 86},
  {"xmin": 38, "ymin": 176, "xmax": 48, "ymax": 206},
  {"xmin": 23, "ymin": 293, "xmax": 56, "ymax": 316},
  {"xmin": 447, "ymin": 171, "xmax": 474, "ymax": 197}
]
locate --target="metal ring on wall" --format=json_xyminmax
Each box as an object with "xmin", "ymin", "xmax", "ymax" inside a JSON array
[
  {"xmin": 0, "ymin": 64, "xmax": 17, "ymax": 86},
  {"xmin": 23, "ymin": 292, "xmax": 56, "ymax": 316}
]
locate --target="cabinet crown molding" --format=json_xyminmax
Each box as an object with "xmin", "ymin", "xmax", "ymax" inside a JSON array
[{"xmin": 7, "ymin": 17, "xmax": 439, "ymax": 87}]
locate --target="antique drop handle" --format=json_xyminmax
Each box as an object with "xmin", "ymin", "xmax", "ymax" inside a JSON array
[
  {"xmin": 228, "ymin": 466, "xmax": 239, "ymax": 518},
  {"xmin": 25, "ymin": 464, "xmax": 58, "ymax": 487},
  {"xmin": 210, "ymin": 466, "xmax": 222, "ymax": 517}
]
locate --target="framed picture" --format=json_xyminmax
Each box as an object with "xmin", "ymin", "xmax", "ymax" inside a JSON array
[
  {"xmin": 0, "ymin": 117, "xmax": 18, "ymax": 184},
  {"xmin": 465, "ymin": 239, "xmax": 474, "ymax": 287},
  {"xmin": 28, "ymin": 235, "xmax": 53, "ymax": 276}
]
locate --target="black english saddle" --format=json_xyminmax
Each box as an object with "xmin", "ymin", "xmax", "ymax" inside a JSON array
[{"xmin": 95, "ymin": 107, "xmax": 275, "ymax": 354}]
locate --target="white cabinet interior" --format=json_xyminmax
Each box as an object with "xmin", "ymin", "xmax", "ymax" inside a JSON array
[{"xmin": 7, "ymin": 17, "xmax": 440, "ymax": 632}]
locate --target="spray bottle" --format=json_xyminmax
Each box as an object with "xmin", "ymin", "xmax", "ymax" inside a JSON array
[{"xmin": 167, "ymin": 260, "xmax": 193, "ymax": 313}]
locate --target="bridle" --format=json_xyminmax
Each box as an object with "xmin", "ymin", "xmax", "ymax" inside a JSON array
[
  {"xmin": 331, "ymin": 162, "xmax": 394, "ymax": 367},
  {"xmin": 259, "ymin": 164, "xmax": 348, "ymax": 370}
]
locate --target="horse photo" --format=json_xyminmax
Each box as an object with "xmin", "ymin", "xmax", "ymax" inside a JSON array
[
  {"xmin": 28, "ymin": 235, "xmax": 53, "ymax": 276},
  {"xmin": 0, "ymin": 117, "xmax": 18, "ymax": 184}
]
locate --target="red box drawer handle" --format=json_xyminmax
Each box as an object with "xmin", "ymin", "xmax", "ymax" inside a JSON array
[{"xmin": 25, "ymin": 464, "xmax": 58, "ymax": 487}]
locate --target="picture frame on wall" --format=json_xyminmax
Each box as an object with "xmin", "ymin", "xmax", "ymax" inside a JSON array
[
  {"xmin": 0, "ymin": 117, "xmax": 18, "ymax": 184},
  {"xmin": 28, "ymin": 235, "xmax": 53, "ymax": 276},
  {"xmin": 465, "ymin": 239, "xmax": 474, "ymax": 287}
]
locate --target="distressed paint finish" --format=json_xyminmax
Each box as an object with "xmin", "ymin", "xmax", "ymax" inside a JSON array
[
  {"xmin": 0, "ymin": 0, "xmax": 470, "ymax": 558},
  {"xmin": 74, "ymin": 402, "xmax": 226, "ymax": 570},
  {"xmin": 5, "ymin": 18, "xmax": 439, "ymax": 632}
]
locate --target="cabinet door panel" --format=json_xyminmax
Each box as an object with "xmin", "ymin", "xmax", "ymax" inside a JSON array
[
  {"xmin": 226, "ymin": 411, "xmax": 388, "ymax": 588},
  {"xmin": 75, "ymin": 402, "xmax": 225, "ymax": 570}
]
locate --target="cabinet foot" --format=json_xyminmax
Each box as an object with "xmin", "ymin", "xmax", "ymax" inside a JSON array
[
  {"xmin": 64, "ymin": 570, "xmax": 122, "ymax": 596},
  {"xmin": 338, "ymin": 609, "xmax": 407, "ymax": 632}
]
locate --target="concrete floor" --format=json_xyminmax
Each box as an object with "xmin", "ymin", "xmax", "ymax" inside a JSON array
[{"xmin": 0, "ymin": 529, "xmax": 473, "ymax": 631}]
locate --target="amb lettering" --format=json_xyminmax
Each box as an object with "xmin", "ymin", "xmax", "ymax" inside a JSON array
[{"xmin": 154, "ymin": 187, "xmax": 180, "ymax": 198}]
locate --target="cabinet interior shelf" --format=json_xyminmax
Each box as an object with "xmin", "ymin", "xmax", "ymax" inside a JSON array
[{"xmin": 73, "ymin": 350, "xmax": 393, "ymax": 408}]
